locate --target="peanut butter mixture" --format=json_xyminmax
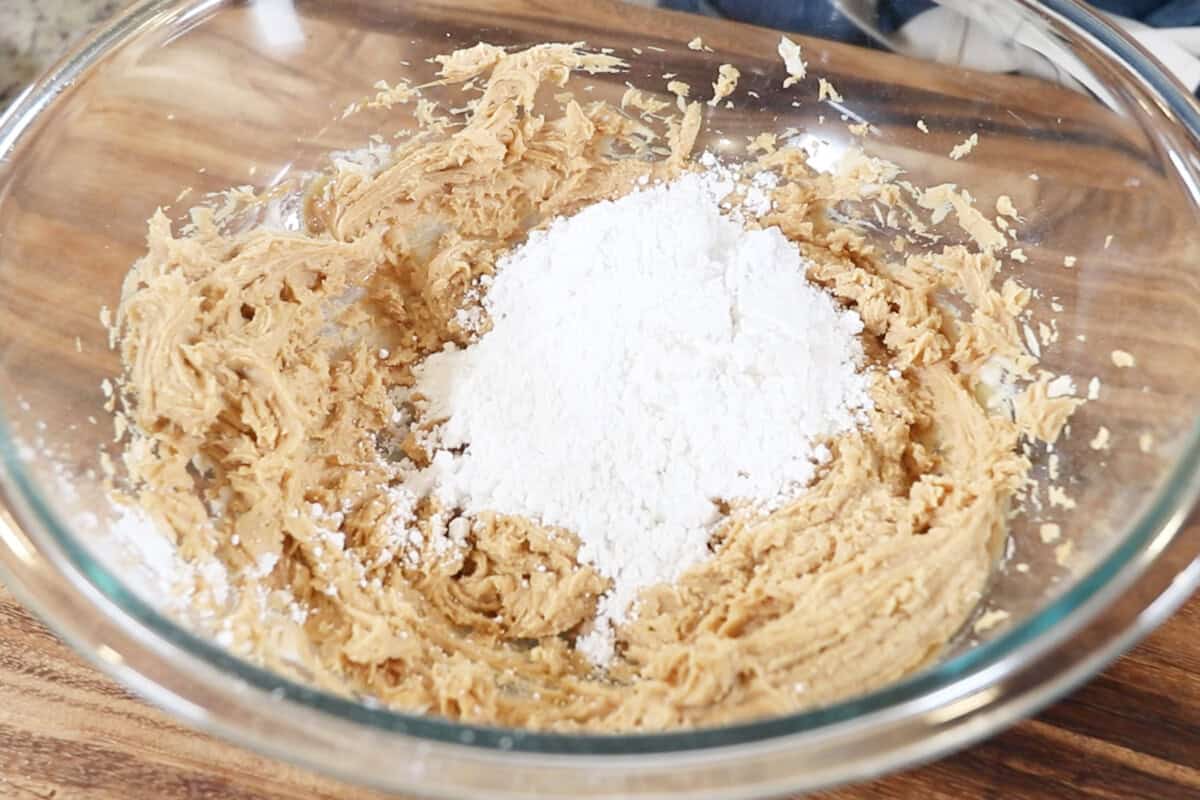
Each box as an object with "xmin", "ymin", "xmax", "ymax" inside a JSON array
[{"xmin": 109, "ymin": 43, "xmax": 1077, "ymax": 731}]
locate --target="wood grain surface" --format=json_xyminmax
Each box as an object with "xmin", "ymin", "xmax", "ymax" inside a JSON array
[
  {"xmin": 2, "ymin": 2, "xmax": 1200, "ymax": 798},
  {"xmin": 0, "ymin": 579, "xmax": 1195, "ymax": 799}
]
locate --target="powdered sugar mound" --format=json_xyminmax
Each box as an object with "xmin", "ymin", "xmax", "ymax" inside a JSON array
[{"xmin": 408, "ymin": 169, "xmax": 872, "ymax": 666}]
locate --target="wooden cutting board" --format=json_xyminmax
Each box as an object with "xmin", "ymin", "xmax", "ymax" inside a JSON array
[{"xmin": 0, "ymin": 583, "xmax": 1197, "ymax": 799}]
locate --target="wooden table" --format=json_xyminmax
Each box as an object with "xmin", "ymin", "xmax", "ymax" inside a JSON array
[
  {"xmin": 1, "ymin": 0, "xmax": 1198, "ymax": 797},
  {"xmin": 0, "ymin": 583, "xmax": 1196, "ymax": 799}
]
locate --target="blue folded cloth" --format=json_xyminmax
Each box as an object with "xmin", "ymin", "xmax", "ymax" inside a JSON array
[{"xmin": 659, "ymin": 0, "xmax": 1200, "ymax": 39}]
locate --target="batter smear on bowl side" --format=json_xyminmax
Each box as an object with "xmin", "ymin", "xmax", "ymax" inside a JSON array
[{"xmin": 106, "ymin": 43, "xmax": 1080, "ymax": 731}]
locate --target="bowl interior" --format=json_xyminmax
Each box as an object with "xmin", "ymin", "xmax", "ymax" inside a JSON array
[{"xmin": 2, "ymin": 0, "xmax": 1200, "ymax": 757}]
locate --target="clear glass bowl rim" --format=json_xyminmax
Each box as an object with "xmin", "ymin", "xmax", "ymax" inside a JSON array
[{"xmin": 1, "ymin": 0, "xmax": 1200, "ymax": 759}]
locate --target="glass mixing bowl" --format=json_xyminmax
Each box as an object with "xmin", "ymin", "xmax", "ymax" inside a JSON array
[{"xmin": 2, "ymin": 0, "xmax": 1200, "ymax": 796}]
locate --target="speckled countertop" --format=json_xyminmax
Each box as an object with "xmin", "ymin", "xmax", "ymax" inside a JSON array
[{"xmin": 0, "ymin": 0, "xmax": 123, "ymax": 106}]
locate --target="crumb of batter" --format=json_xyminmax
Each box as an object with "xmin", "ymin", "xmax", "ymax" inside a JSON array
[
  {"xmin": 950, "ymin": 133, "xmax": 979, "ymax": 160},
  {"xmin": 622, "ymin": 87, "xmax": 671, "ymax": 117},
  {"xmin": 974, "ymin": 609, "xmax": 1010, "ymax": 633},
  {"xmin": 1048, "ymin": 485, "xmax": 1078, "ymax": 510},
  {"xmin": 918, "ymin": 184, "xmax": 1006, "ymax": 251},
  {"xmin": 667, "ymin": 79, "xmax": 691, "ymax": 112},
  {"xmin": 342, "ymin": 79, "xmax": 419, "ymax": 118},
  {"xmin": 778, "ymin": 36, "xmax": 807, "ymax": 87},
  {"xmin": 709, "ymin": 64, "xmax": 739, "ymax": 107},
  {"xmin": 747, "ymin": 132, "xmax": 777, "ymax": 154},
  {"xmin": 818, "ymin": 78, "xmax": 843, "ymax": 103},
  {"xmin": 1111, "ymin": 349, "xmax": 1136, "ymax": 368},
  {"xmin": 108, "ymin": 42, "xmax": 1080, "ymax": 732}
]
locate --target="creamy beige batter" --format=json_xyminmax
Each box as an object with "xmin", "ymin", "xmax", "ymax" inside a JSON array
[{"xmin": 109, "ymin": 43, "xmax": 1077, "ymax": 731}]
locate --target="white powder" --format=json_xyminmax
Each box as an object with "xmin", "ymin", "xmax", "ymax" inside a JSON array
[
  {"xmin": 107, "ymin": 504, "xmax": 203, "ymax": 603},
  {"xmin": 695, "ymin": 152, "xmax": 776, "ymax": 222},
  {"xmin": 76, "ymin": 499, "xmax": 231, "ymax": 615},
  {"xmin": 19, "ymin": 426, "xmax": 230, "ymax": 615},
  {"xmin": 407, "ymin": 168, "xmax": 872, "ymax": 666}
]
